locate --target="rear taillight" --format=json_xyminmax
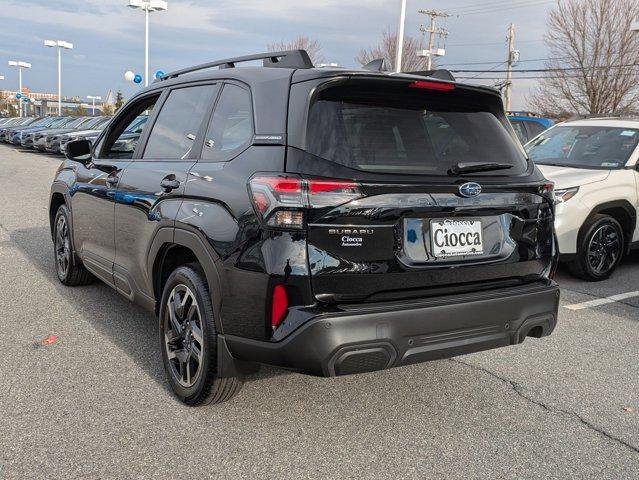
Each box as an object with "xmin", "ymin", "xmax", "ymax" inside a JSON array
[
  {"xmin": 271, "ymin": 285, "xmax": 289, "ymax": 328},
  {"xmin": 248, "ymin": 175, "xmax": 364, "ymax": 229}
]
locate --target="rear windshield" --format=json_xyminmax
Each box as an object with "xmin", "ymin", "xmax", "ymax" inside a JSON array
[
  {"xmin": 526, "ymin": 125, "xmax": 639, "ymax": 170},
  {"xmin": 306, "ymin": 82, "xmax": 527, "ymax": 176}
]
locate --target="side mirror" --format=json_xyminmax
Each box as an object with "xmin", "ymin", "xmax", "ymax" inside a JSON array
[{"xmin": 65, "ymin": 139, "xmax": 92, "ymax": 166}]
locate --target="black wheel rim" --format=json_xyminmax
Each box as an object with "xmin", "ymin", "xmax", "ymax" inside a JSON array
[
  {"xmin": 164, "ymin": 285, "xmax": 204, "ymax": 388},
  {"xmin": 55, "ymin": 215, "xmax": 71, "ymax": 278},
  {"xmin": 587, "ymin": 224, "xmax": 621, "ymax": 275}
]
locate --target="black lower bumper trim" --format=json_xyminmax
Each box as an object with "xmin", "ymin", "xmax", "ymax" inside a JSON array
[{"xmin": 224, "ymin": 281, "xmax": 560, "ymax": 377}]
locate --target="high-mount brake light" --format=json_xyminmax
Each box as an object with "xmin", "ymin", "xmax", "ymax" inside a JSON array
[
  {"xmin": 409, "ymin": 80, "xmax": 455, "ymax": 92},
  {"xmin": 248, "ymin": 175, "xmax": 364, "ymax": 229}
]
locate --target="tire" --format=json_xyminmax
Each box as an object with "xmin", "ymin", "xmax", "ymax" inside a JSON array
[
  {"xmin": 159, "ymin": 264, "xmax": 243, "ymax": 406},
  {"xmin": 568, "ymin": 214, "xmax": 625, "ymax": 281},
  {"xmin": 53, "ymin": 204, "xmax": 95, "ymax": 286}
]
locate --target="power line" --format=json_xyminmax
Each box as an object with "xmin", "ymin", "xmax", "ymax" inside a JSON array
[
  {"xmin": 440, "ymin": 57, "xmax": 567, "ymax": 67},
  {"xmin": 455, "ymin": 0, "xmax": 556, "ymax": 16},
  {"xmin": 466, "ymin": 61, "xmax": 508, "ymax": 80},
  {"xmin": 446, "ymin": 39, "xmax": 544, "ymax": 47},
  {"xmin": 451, "ymin": 63, "xmax": 639, "ymax": 73},
  {"xmin": 448, "ymin": 0, "xmax": 547, "ymax": 13}
]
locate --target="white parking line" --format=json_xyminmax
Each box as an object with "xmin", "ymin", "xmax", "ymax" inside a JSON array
[{"xmin": 564, "ymin": 291, "xmax": 639, "ymax": 310}]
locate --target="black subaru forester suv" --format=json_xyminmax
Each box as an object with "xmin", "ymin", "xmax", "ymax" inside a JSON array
[{"xmin": 51, "ymin": 50, "xmax": 559, "ymax": 405}]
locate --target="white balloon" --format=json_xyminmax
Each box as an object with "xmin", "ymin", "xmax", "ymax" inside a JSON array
[{"xmin": 124, "ymin": 71, "xmax": 135, "ymax": 82}]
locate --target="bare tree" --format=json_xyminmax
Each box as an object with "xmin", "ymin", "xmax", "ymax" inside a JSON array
[
  {"xmin": 267, "ymin": 36, "xmax": 324, "ymax": 65},
  {"xmin": 356, "ymin": 28, "xmax": 430, "ymax": 72},
  {"xmin": 530, "ymin": 0, "xmax": 639, "ymax": 116}
]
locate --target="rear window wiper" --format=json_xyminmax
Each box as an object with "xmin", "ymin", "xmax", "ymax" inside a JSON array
[{"xmin": 449, "ymin": 162, "xmax": 513, "ymax": 175}]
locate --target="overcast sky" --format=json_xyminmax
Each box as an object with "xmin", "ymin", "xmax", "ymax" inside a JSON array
[{"xmin": 2, "ymin": 0, "xmax": 556, "ymax": 109}]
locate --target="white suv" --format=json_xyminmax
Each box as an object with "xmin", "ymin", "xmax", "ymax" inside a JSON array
[{"xmin": 526, "ymin": 118, "xmax": 639, "ymax": 280}]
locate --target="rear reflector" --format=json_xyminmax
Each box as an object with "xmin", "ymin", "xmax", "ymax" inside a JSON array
[
  {"xmin": 409, "ymin": 80, "xmax": 455, "ymax": 92},
  {"xmin": 271, "ymin": 285, "xmax": 288, "ymax": 328}
]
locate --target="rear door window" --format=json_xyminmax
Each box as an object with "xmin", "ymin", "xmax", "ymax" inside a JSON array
[
  {"xmin": 201, "ymin": 84, "xmax": 253, "ymax": 162},
  {"xmin": 306, "ymin": 82, "xmax": 527, "ymax": 176}
]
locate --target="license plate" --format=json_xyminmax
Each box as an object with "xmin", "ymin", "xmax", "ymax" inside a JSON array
[{"xmin": 430, "ymin": 219, "xmax": 483, "ymax": 257}]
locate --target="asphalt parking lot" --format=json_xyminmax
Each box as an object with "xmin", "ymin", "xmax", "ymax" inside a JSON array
[{"xmin": 1, "ymin": 144, "xmax": 638, "ymax": 480}]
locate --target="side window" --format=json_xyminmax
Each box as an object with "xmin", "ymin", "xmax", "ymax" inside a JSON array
[
  {"xmin": 510, "ymin": 120, "xmax": 528, "ymax": 144},
  {"xmin": 201, "ymin": 84, "xmax": 253, "ymax": 162},
  {"xmin": 97, "ymin": 95, "xmax": 158, "ymax": 160},
  {"xmin": 526, "ymin": 121, "xmax": 547, "ymax": 139},
  {"xmin": 143, "ymin": 84, "xmax": 219, "ymax": 160}
]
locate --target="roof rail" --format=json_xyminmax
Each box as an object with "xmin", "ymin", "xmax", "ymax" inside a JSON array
[
  {"xmin": 407, "ymin": 69, "xmax": 456, "ymax": 82},
  {"xmin": 159, "ymin": 49, "xmax": 314, "ymax": 81}
]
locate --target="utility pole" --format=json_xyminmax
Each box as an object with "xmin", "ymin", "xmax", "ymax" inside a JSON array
[
  {"xmin": 418, "ymin": 9, "xmax": 450, "ymax": 70},
  {"xmin": 504, "ymin": 23, "xmax": 517, "ymax": 112},
  {"xmin": 395, "ymin": 0, "xmax": 407, "ymax": 72}
]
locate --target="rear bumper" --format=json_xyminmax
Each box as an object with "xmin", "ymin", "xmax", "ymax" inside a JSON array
[{"xmin": 224, "ymin": 281, "xmax": 560, "ymax": 377}]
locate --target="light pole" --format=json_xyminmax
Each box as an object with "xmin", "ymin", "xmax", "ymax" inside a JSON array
[
  {"xmin": 128, "ymin": 0, "xmax": 168, "ymax": 87},
  {"xmin": 8, "ymin": 61, "xmax": 31, "ymax": 117},
  {"xmin": 0, "ymin": 75, "xmax": 5, "ymax": 116},
  {"xmin": 87, "ymin": 95, "xmax": 102, "ymax": 116},
  {"xmin": 395, "ymin": 0, "xmax": 407, "ymax": 73},
  {"xmin": 44, "ymin": 40, "xmax": 73, "ymax": 116}
]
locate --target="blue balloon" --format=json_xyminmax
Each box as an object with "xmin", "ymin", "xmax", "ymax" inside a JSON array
[
  {"xmin": 133, "ymin": 74, "xmax": 143, "ymax": 84},
  {"xmin": 15, "ymin": 93, "xmax": 22, "ymax": 99},
  {"xmin": 154, "ymin": 70, "xmax": 165, "ymax": 80}
]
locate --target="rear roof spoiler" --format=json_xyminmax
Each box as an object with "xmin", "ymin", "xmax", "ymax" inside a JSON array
[
  {"xmin": 361, "ymin": 59, "xmax": 455, "ymax": 82},
  {"xmin": 407, "ymin": 69, "xmax": 456, "ymax": 81}
]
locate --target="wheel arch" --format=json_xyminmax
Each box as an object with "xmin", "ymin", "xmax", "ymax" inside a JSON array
[
  {"xmin": 49, "ymin": 183, "xmax": 71, "ymax": 239},
  {"xmin": 148, "ymin": 228, "xmax": 225, "ymax": 334},
  {"xmin": 580, "ymin": 200, "xmax": 636, "ymax": 253}
]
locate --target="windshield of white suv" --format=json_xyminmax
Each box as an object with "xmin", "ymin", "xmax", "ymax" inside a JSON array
[{"xmin": 526, "ymin": 125, "xmax": 639, "ymax": 170}]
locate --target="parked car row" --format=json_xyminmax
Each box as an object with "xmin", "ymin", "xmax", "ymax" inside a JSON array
[
  {"xmin": 0, "ymin": 115, "xmax": 112, "ymax": 153},
  {"xmin": 0, "ymin": 115, "xmax": 152, "ymax": 156}
]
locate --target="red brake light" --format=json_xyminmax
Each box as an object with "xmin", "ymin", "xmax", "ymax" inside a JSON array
[
  {"xmin": 409, "ymin": 80, "xmax": 455, "ymax": 92},
  {"xmin": 261, "ymin": 178, "xmax": 302, "ymax": 193},
  {"xmin": 248, "ymin": 175, "xmax": 364, "ymax": 229},
  {"xmin": 271, "ymin": 285, "xmax": 288, "ymax": 328},
  {"xmin": 308, "ymin": 180, "xmax": 358, "ymax": 194}
]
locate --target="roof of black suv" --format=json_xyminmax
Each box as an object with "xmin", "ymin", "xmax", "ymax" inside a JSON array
[
  {"xmin": 151, "ymin": 49, "xmax": 500, "ymax": 96},
  {"xmin": 132, "ymin": 49, "xmax": 504, "ymax": 136}
]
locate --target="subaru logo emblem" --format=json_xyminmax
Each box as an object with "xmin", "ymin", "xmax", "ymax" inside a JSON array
[{"xmin": 459, "ymin": 182, "xmax": 482, "ymax": 198}]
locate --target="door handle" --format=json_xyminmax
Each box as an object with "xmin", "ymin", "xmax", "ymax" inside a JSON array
[{"xmin": 160, "ymin": 177, "xmax": 180, "ymax": 193}]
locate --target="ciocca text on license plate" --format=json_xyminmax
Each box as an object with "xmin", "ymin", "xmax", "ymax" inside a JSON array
[{"xmin": 430, "ymin": 219, "xmax": 483, "ymax": 257}]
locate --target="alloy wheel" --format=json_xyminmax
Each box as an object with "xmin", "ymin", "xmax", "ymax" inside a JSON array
[
  {"xmin": 164, "ymin": 285, "xmax": 205, "ymax": 388},
  {"xmin": 55, "ymin": 215, "xmax": 71, "ymax": 278},
  {"xmin": 587, "ymin": 224, "xmax": 621, "ymax": 276}
]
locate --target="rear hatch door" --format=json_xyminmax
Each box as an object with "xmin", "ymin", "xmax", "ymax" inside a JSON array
[{"xmin": 286, "ymin": 75, "xmax": 555, "ymax": 303}]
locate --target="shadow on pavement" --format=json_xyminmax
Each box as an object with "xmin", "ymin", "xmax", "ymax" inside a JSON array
[{"xmin": 10, "ymin": 226, "xmax": 288, "ymax": 392}]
